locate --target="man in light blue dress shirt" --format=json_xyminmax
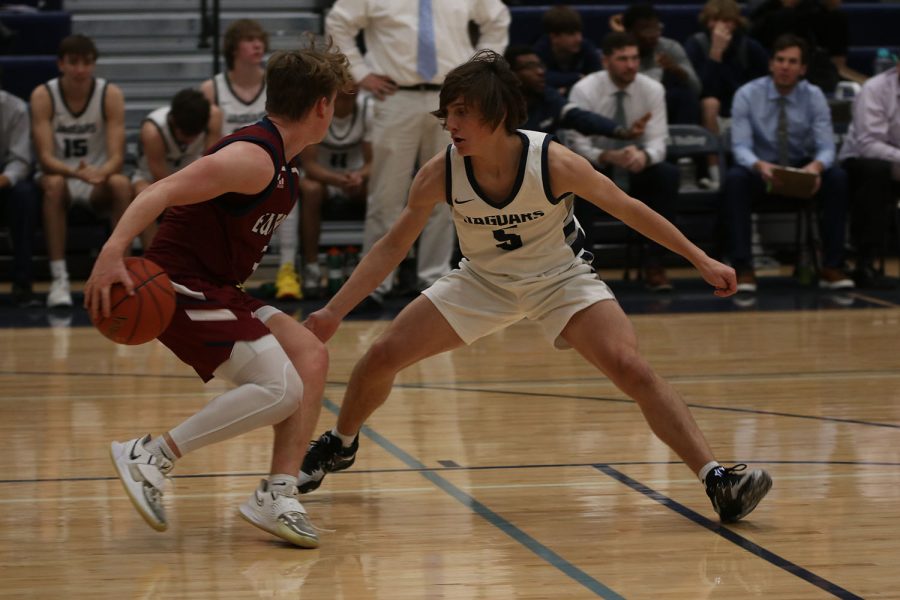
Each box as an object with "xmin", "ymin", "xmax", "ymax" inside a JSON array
[{"xmin": 723, "ymin": 34, "xmax": 851, "ymax": 293}]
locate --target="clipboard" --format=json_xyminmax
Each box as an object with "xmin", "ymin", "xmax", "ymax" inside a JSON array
[{"xmin": 769, "ymin": 166, "xmax": 818, "ymax": 199}]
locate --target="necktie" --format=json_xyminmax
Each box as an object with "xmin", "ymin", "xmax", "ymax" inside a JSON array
[
  {"xmin": 417, "ymin": 0, "xmax": 437, "ymax": 82},
  {"xmin": 612, "ymin": 90, "xmax": 630, "ymax": 189},
  {"xmin": 776, "ymin": 96, "xmax": 789, "ymax": 166}
]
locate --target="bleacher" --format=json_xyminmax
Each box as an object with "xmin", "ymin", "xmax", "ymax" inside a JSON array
[
  {"xmin": 506, "ymin": 1, "xmax": 899, "ymax": 268},
  {"xmin": 0, "ymin": 1, "xmax": 326, "ymax": 280},
  {"xmin": 2, "ymin": 0, "xmax": 899, "ymax": 280},
  {"xmin": 507, "ymin": 2, "xmax": 897, "ymax": 73}
]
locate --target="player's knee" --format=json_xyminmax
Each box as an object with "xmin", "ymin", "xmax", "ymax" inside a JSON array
[
  {"xmin": 40, "ymin": 175, "xmax": 66, "ymax": 201},
  {"xmin": 300, "ymin": 178, "xmax": 324, "ymax": 201},
  {"xmin": 258, "ymin": 361, "xmax": 303, "ymax": 423},
  {"xmin": 301, "ymin": 341, "xmax": 329, "ymax": 388},
  {"xmin": 613, "ymin": 351, "xmax": 656, "ymax": 394},
  {"xmin": 107, "ymin": 174, "xmax": 132, "ymax": 200},
  {"xmin": 362, "ymin": 337, "xmax": 403, "ymax": 375}
]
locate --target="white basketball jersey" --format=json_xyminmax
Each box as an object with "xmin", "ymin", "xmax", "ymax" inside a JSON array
[
  {"xmin": 447, "ymin": 130, "xmax": 591, "ymax": 280},
  {"xmin": 316, "ymin": 93, "xmax": 371, "ymax": 172},
  {"xmin": 137, "ymin": 106, "xmax": 205, "ymax": 177},
  {"xmin": 213, "ymin": 72, "xmax": 267, "ymax": 135},
  {"xmin": 45, "ymin": 77, "xmax": 108, "ymax": 170}
]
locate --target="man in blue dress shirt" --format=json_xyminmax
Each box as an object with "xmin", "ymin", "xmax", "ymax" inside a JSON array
[{"xmin": 723, "ymin": 34, "xmax": 852, "ymax": 293}]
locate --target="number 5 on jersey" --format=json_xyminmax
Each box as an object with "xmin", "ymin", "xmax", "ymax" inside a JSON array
[{"xmin": 493, "ymin": 226, "xmax": 523, "ymax": 251}]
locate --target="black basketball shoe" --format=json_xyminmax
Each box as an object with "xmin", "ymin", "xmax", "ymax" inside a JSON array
[
  {"xmin": 298, "ymin": 431, "xmax": 359, "ymax": 493},
  {"xmin": 705, "ymin": 464, "xmax": 772, "ymax": 523}
]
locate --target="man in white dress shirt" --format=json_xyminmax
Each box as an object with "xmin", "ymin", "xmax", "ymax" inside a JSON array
[
  {"xmin": 565, "ymin": 32, "xmax": 680, "ymax": 292},
  {"xmin": 325, "ymin": 0, "xmax": 510, "ymax": 310},
  {"xmin": 838, "ymin": 62, "xmax": 900, "ymax": 289}
]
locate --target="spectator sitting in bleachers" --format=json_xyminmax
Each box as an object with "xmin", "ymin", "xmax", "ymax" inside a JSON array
[
  {"xmin": 506, "ymin": 45, "xmax": 650, "ymax": 140},
  {"xmin": 0, "ymin": 81, "xmax": 41, "ymax": 307},
  {"xmin": 622, "ymin": 3, "xmax": 702, "ymax": 125},
  {"xmin": 132, "ymin": 88, "xmax": 222, "ymax": 201},
  {"xmin": 31, "ymin": 34, "xmax": 132, "ymax": 308},
  {"xmin": 723, "ymin": 34, "xmax": 852, "ymax": 294},
  {"xmin": 199, "ymin": 18, "xmax": 267, "ymax": 137},
  {"xmin": 749, "ymin": 0, "xmax": 865, "ymax": 91},
  {"xmin": 685, "ymin": 0, "xmax": 769, "ymax": 190},
  {"xmin": 565, "ymin": 32, "xmax": 680, "ymax": 292},
  {"xmin": 532, "ymin": 5, "xmax": 601, "ymax": 98},
  {"xmin": 293, "ymin": 87, "xmax": 372, "ymax": 298},
  {"xmin": 838, "ymin": 61, "xmax": 900, "ymax": 289}
]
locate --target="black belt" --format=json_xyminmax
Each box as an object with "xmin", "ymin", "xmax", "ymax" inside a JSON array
[{"xmin": 397, "ymin": 83, "xmax": 441, "ymax": 92}]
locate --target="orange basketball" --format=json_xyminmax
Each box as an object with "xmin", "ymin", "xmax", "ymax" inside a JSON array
[{"xmin": 91, "ymin": 257, "xmax": 176, "ymax": 345}]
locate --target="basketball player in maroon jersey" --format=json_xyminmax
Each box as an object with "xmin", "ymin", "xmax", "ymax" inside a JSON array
[{"xmin": 84, "ymin": 44, "xmax": 352, "ymax": 548}]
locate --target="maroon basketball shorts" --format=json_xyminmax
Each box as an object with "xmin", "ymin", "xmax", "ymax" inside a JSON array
[{"xmin": 158, "ymin": 277, "xmax": 272, "ymax": 382}]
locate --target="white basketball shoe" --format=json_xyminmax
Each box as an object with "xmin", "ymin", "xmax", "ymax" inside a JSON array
[
  {"xmin": 46, "ymin": 277, "xmax": 72, "ymax": 308},
  {"xmin": 110, "ymin": 434, "xmax": 173, "ymax": 531},
  {"xmin": 239, "ymin": 479, "xmax": 320, "ymax": 548}
]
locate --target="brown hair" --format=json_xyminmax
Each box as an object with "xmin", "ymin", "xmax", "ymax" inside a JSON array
[
  {"xmin": 170, "ymin": 88, "xmax": 211, "ymax": 137},
  {"xmin": 542, "ymin": 5, "xmax": 583, "ymax": 35},
  {"xmin": 223, "ymin": 19, "xmax": 269, "ymax": 70},
  {"xmin": 57, "ymin": 34, "xmax": 98, "ymax": 62},
  {"xmin": 601, "ymin": 32, "xmax": 639, "ymax": 56},
  {"xmin": 698, "ymin": 0, "xmax": 748, "ymax": 29},
  {"xmin": 264, "ymin": 37, "xmax": 352, "ymax": 122},
  {"xmin": 772, "ymin": 33, "xmax": 809, "ymax": 65},
  {"xmin": 432, "ymin": 50, "xmax": 527, "ymax": 135}
]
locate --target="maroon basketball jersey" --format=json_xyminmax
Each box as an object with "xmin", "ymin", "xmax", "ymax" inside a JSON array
[{"xmin": 145, "ymin": 117, "xmax": 299, "ymax": 286}]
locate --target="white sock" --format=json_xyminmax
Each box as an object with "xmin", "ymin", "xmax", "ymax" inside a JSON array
[
  {"xmin": 49, "ymin": 260, "xmax": 68, "ymax": 281},
  {"xmin": 278, "ymin": 203, "xmax": 299, "ymax": 266},
  {"xmin": 269, "ymin": 474, "xmax": 299, "ymax": 492},
  {"xmin": 332, "ymin": 428, "xmax": 357, "ymax": 447},
  {"xmin": 145, "ymin": 435, "xmax": 177, "ymax": 464},
  {"xmin": 708, "ymin": 165, "xmax": 720, "ymax": 182},
  {"xmin": 698, "ymin": 461, "xmax": 722, "ymax": 483},
  {"xmin": 304, "ymin": 262, "xmax": 321, "ymax": 278}
]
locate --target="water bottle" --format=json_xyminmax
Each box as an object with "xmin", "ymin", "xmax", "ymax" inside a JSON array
[
  {"xmin": 326, "ymin": 247, "xmax": 344, "ymax": 296},
  {"xmin": 873, "ymin": 48, "xmax": 895, "ymax": 75},
  {"xmin": 342, "ymin": 246, "xmax": 359, "ymax": 280}
]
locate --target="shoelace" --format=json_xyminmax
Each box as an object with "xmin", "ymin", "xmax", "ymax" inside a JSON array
[{"xmin": 721, "ymin": 464, "xmax": 747, "ymax": 476}]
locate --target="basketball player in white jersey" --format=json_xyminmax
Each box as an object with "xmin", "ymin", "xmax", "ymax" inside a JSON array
[
  {"xmin": 300, "ymin": 51, "xmax": 773, "ymax": 524},
  {"xmin": 200, "ymin": 19, "xmax": 268, "ymax": 137},
  {"xmin": 132, "ymin": 89, "xmax": 222, "ymax": 197},
  {"xmin": 292, "ymin": 88, "xmax": 372, "ymax": 297},
  {"xmin": 31, "ymin": 34, "xmax": 133, "ymax": 308}
]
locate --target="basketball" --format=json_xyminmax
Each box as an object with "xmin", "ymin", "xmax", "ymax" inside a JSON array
[{"xmin": 90, "ymin": 257, "xmax": 176, "ymax": 345}]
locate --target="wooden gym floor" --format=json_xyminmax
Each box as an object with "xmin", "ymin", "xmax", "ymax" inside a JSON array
[{"xmin": 0, "ymin": 274, "xmax": 898, "ymax": 598}]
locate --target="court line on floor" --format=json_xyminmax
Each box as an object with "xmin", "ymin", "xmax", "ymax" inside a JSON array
[
  {"xmin": 4, "ymin": 365, "xmax": 900, "ymax": 386},
  {"xmin": 0, "ymin": 462, "xmax": 892, "ymax": 506},
  {"xmin": 595, "ymin": 465, "xmax": 864, "ymax": 600},
  {"xmin": 399, "ymin": 384, "xmax": 900, "ymax": 430},
  {"xmin": 413, "ymin": 367, "xmax": 900, "ymax": 388},
  {"xmin": 847, "ymin": 292, "xmax": 900, "ymax": 308},
  {"xmin": 2, "ymin": 459, "xmax": 898, "ymax": 486},
  {"xmin": 352, "ymin": 421, "xmax": 625, "ymax": 598}
]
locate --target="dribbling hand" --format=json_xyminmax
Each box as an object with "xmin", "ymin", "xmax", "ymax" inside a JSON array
[{"xmin": 84, "ymin": 249, "xmax": 134, "ymax": 320}]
